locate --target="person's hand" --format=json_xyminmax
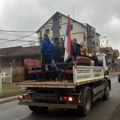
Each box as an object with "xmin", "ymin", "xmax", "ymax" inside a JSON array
[{"xmin": 45, "ymin": 65, "xmax": 49, "ymax": 71}]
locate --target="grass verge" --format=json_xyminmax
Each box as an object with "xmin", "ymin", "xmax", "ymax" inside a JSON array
[{"xmin": 0, "ymin": 82, "xmax": 25, "ymax": 99}]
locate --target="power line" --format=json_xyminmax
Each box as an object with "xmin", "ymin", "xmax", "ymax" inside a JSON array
[
  {"xmin": 2, "ymin": 40, "xmax": 39, "ymax": 49},
  {"xmin": 0, "ymin": 32, "xmax": 36, "ymax": 45},
  {"xmin": 0, "ymin": 32, "xmax": 37, "ymax": 38},
  {"xmin": 0, "ymin": 29, "xmax": 36, "ymax": 33},
  {"xmin": 0, "ymin": 29, "xmax": 39, "ymax": 48},
  {"xmin": 22, "ymin": 41, "xmax": 39, "ymax": 46},
  {"xmin": 0, "ymin": 38, "xmax": 37, "ymax": 43}
]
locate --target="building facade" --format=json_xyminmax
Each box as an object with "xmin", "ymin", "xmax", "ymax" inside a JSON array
[
  {"xmin": 86, "ymin": 24, "xmax": 100, "ymax": 52},
  {"xmin": 113, "ymin": 49, "xmax": 119, "ymax": 71},
  {"xmin": 36, "ymin": 12, "xmax": 100, "ymax": 53},
  {"xmin": 100, "ymin": 47, "xmax": 119, "ymax": 71},
  {"xmin": 0, "ymin": 46, "xmax": 40, "ymax": 68}
]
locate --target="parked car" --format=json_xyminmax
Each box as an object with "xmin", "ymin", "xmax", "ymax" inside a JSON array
[{"xmin": 118, "ymin": 73, "xmax": 120, "ymax": 82}]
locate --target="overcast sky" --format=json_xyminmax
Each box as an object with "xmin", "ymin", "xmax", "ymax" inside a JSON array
[{"xmin": 0, "ymin": 0, "xmax": 120, "ymax": 52}]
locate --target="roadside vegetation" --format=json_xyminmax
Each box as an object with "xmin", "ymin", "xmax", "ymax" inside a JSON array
[{"xmin": 0, "ymin": 81, "xmax": 25, "ymax": 99}]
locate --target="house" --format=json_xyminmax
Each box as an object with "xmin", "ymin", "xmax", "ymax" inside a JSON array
[
  {"xmin": 100, "ymin": 47, "xmax": 120, "ymax": 71},
  {"xmin": 0, "ymin": 46, "xmax": 40, "ymax": 68},
  {"xmin": 36, "ymin": 12, "xmax": 100, "ymax": 52},
  {"xmin": 86, "ymin": 24, "xmax": 100, "ymax": 52},
  {"xmin": 113, "ymin": 49, "xmax": 119, "ymax": 71}
]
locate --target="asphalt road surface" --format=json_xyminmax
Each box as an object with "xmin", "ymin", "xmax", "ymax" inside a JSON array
[{"xmin": 0, "ymin": 76, "xmax": 120, "ymax": 120}]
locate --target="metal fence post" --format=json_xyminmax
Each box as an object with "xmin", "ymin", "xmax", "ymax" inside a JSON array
[{"xmin": 0, "ymin": 74, "xmax": 2, "ymax": 94}]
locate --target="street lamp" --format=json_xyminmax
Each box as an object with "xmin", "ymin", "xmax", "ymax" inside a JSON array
[
  {"xmin": 99, "ymin": 36, "xmax": 106, "ymax": 39},
  {"xmin": 100, "ymin": 36, "xmax": 109, "ymax": 48}
]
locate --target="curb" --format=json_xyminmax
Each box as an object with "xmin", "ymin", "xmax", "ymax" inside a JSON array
[{"xmin": 0, "ymin": 96, "xmax": 16, "ymax": 104}]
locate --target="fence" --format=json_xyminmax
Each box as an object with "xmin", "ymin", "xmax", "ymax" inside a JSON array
[{"xmin": 0, "ymin": 67, "xmax": 25, "ymax": 98}]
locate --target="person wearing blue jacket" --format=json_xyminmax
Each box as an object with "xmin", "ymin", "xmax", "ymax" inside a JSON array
[{"xmin": 41, "ymin": 34, "xmax": 54, "ymax": 81}]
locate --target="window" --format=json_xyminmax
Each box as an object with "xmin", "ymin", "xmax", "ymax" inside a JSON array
[
  {"xmin": 71, "ymin": 24, "xmax": 73, "ymax": 30},
  {"xmin": 45, "ymin": 29, "xmax": 50, "ymax": 34},
  {"xmin": 60, "ymin": 37, "xmax": 63, "ymax": 41},
  {"xmin": 59, "ymin": 15, "xmax": 62, "ymax": 22},
  {"xmin": 53, "ymin": 15, "xmax": 59, "ymax": 21},
  {"xmin": 96, "ymin": 42, "xmax": 98, "ymax": 47},
  {"xmin": 54, "ymin": 38, "xmax": 59, "ymax": 42},
  {"xmin": 59, "ymin": 26, "xmax": 61, "ymax": 29}
]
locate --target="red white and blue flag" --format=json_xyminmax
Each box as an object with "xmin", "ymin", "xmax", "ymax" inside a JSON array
[{"xmin": 64, "ymin": 15, "xmax": 71, "ymax": 62}]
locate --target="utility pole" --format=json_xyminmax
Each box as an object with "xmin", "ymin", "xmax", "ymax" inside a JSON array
[
  {"xmin": 73, "ymin": 4, "xmax": 75, "ymax": 19},
  {"xmin": 0, "ymin": 71, "xmax": 2, "ymax": 94}
]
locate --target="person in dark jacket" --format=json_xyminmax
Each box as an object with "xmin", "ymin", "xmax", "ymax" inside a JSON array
[
  {"xmin": 52, "ymin": 41, "xmax": 64, "ymax": 80},
  {"xmin": 53, "ymin": 41, "xmax": 64, "ymax": 68},
  {"xmin": 91, "ymin": 51, "xmax": 99, "ymax": 66},
  {"xmin": 71, "ymin": 38, "xmax": 81, "ymax": 60},
  {"xmin": 64, "ymin": 38, "xmax": 80, "ymax": 71},
  {"xmin": 41, "ymin": 34, "xmax": 54, "ymax": 81}
]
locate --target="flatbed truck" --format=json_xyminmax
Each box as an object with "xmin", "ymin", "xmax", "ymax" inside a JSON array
[{"xmin": 15, "ymin": 54, "xmax": 111, "ymax": 116}]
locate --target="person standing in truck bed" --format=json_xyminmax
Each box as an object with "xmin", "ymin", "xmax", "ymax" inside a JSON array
[
  {"xmin": 91, "ymin": 51, "xmax": 99, "ymax": 66},
  {"xmin": 71, "ymin": 38, "xmax": 81, "ymax": 60},
  {"xmin": 80, "ymin": 41, "xmax": 89, "ymax": 56},
  {"xmin": 53, "ymin": 41, "xmax": 64, "ymax": 69},
  {"xmin": 41, "ymin": 34, "xmax": 54, "ymax": 81}
]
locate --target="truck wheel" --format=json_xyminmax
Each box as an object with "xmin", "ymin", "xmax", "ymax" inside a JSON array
[
  {"xmin": 119, "ymin": 79, "xmax": 120, "ymax": 82},
  {"xmin": 77, "ymin": 87, "xmax": 92, "ymax": 116},
  {"xmin": 28, "ymin": 106, "xmax": 39, "ymax": 113},
  {"xmin": 102, "ymin": 81, "xmax": 110, "ymax": 100},
  {"xmin": 118, "ymin": 77, "xmax": 120, "ymax": 82},
  {"xmin": 28, "ymin": 106, "xmax": 48, "ymax": 113}
]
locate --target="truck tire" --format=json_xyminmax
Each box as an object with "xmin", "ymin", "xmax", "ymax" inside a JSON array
[
  {"xmin": 118, "ymin": 75, "xmax": 120, "ymax": 82},
  {"xmin": 77, "ymin": 87, "xmax": 92, "ymax": 116},
  {"xmin": 102, "ymin": 80, "xmax": 110, "ymax": 100},
  {"xmin": 28, "ymin": 106, "xmax": 48, "ymax": 113}
]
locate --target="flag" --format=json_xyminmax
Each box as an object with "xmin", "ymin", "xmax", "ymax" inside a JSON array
[{"xmin": 64, "ymin": 15, "xmax": 71, "ymax": 62}]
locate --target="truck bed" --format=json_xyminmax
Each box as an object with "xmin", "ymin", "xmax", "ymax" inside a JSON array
[
  {"xmin": 17, "ymin": 76, "xmax": 103, "ymax": 88},
  {"xmin": 13, "ymin": 66, "xmax": 104, "ymax": 88}
]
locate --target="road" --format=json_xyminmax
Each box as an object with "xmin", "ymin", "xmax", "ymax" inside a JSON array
[{"xmin": 0, "ymin": 76, "xmax": 120, "ymax": 120}]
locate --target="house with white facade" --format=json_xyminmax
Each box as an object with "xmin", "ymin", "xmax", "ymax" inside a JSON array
[{"xmin": 36, "ymin": 12, "xmax": 100, "ymax": 52}]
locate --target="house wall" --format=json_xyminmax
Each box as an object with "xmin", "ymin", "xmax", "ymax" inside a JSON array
[
  {"xmin": 91, "ymin": 33, "xmax": 100, "ymax": 52},
  {"xmin": 100, "ymin": 47, "xmax": 120, "ymax": 71},
  {"xmin": 38, "ymin": 19, "xmax": 53, "ymax": 42},
  {"xmin": 0, "ymin": 58, "xmax": 12, "ymax": 68},
  {"xmin": 59, "ymin": 16, "xmax": 87, "ymax": 44},
  {"xmin": 0, "ymin": 58, "xmax": 24, "ymax": 68},
  {"xmin": 37, "ymin": 14, "xmax": 87, "ymax": 45},
  {"xmin": 0, "ymin": 55, "xmax": 41, "ymax": 68},
  {"xmin": 37, "ymin": 12, "xmax": 100, "ymax": 52}
]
